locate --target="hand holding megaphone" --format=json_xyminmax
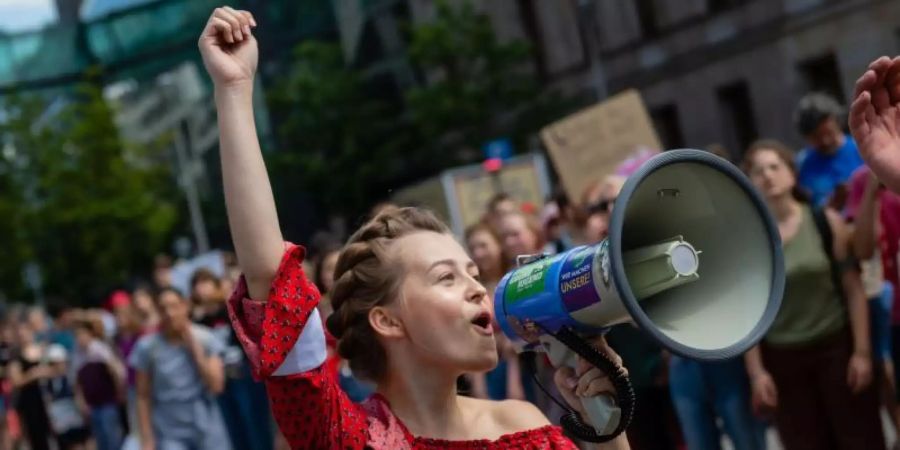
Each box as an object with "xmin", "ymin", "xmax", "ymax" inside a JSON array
[
  {"xmin": 495, "ymin": 150, "xmax": 785, "ymax": 441},
  {"xmin": 552, "ymin": 336, "xmax": 627, "ymax": 421}
]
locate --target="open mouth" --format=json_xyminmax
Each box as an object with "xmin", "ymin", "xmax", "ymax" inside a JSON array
[{"xmin": 471, "ymin": 312, "xmax": 494, "ymax": 335}]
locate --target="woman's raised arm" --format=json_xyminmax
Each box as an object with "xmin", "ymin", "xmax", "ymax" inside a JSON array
[{"xmin": 199, "ymin": 7, "xmax": 284, "ymax": 300}]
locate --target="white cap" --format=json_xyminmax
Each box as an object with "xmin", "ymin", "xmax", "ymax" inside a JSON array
[{"xmin": 46, "ymin": 344, "xmax": 68, "ymax": 363}]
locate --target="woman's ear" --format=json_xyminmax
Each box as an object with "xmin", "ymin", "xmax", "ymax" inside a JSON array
[{"xmin": 369, "ymin": 306, "xmax": 405, "ymax": 339}]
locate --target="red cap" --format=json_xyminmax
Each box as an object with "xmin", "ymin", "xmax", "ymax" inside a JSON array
[
  {"xmin": 107, "ymin": 290, "xmax": 131, "ymax": 310},
  {"xmin": 483, "ymin": 158, "xmax": 503, "ymax": 173}
]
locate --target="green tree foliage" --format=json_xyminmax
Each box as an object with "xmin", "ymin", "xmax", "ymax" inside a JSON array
[
  {"xmin": 267, "ymin": 0, "xmax": 577, "ymax": 221},
  {"xmin": 405, "ymin": 0, "xmax": 538, "ymax": 153},
  {"xmin": 0, "ymin": 80, "xmax": 177, "ymax": 304},
  {"xmin": 268, "ymin": 42, "xmax": 413, "ymax": 217}
]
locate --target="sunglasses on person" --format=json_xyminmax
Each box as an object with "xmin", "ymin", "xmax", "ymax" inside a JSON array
[{"xmin": 587, "ymin": 197, "xmax": 617, "ymax": 215}]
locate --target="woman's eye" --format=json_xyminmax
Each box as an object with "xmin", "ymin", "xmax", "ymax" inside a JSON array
[{"xmin": 439, "ymin": 273, "xmax": 455, "ymax": 282}]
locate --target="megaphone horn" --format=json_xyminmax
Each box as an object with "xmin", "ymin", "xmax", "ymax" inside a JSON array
[{"xmin": 494, "ymin": 149, "xmax": 785, "ymax": 442}]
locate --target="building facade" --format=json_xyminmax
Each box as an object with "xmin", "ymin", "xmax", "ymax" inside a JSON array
[{"xmin": 355, "ymin": 0, "xmax": 900, "ymax": 158}]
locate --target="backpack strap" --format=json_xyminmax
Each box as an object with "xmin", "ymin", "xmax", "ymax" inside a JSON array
[
  {"xmin": 811, "ymin": 206, "xmax": 843, "ymax": 304},
  {"xmin": 812, "ymin": 207, "xmax": 834, "ymax": 262},
  {"xmin": 811, "ymin": 206, "xmax": 861, "ymax": 302}
]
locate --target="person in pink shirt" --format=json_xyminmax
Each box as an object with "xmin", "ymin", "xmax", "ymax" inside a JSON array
[{"xmin": 845, "ymin": 165, "xmax": 900, "ymax": 433}]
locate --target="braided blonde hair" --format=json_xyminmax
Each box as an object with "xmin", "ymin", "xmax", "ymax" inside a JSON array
[{"xmin": 325, "ymin": 207, "xmax": 449, "ymax": 382}]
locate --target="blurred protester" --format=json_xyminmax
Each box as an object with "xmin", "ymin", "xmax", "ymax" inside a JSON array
[
  {"xmin": 496, "ymin": 210, "xmax": 555, "ymax": 412},
  {"xmin": 742, "ymin": 139, "xmax": 883, "ymax": 450},
  {"xmin": 0, "ymin": 323, "xmax": 13, "ymax": 450},
  {"xmin": 464, "ymin": 224, "xmax": 507, "ymax": 296},
  {"xmin": 9, "ymin": 321, "xmax": 52, "ymax": 450},
  {"xmin": 579, "ymin": 175, "xmax": 626, "ymax": 244},
  {"xmin": 26, "ymin": 306, "xmax": 52, "ymax": 344},
  {"xmin": 47, "ymin": 302, "xmax": 77, "ymax": 354},
  {"xmin": 192, "ymin": 269, "xmax": 275, "ymax": 450},
  {"xmin": 484, "ymin": 193, "xmax": 519, "ymax": 230},
  {"xmin": 220, "ymin": 264, "xmax": 242, "ymax": 304},
  {"xmin": 542, "ymin": 189, "xmax": 585, "ymax": 252},
  {"xmin": 72, "ymin": 317, "xmax": 126, "ymax": 450},
  {"xmin": 44, "ymin": 344, "xmax": 91, "ymax": 450},
  {"xmin": 130, "ymin": 288, "xmax": 230, "ymax": 450},
  {"xmin": 497, "ymin": 211, "xmax": 549, "ymax": 264},
  {"xmin": 845, "ymin": 165, "xmax": 900, "ymax": 434},
  {"xmin": 111, "ymin": 295, "xmax": 148, "ymax": 448},
  {"xmin": 192, "ymin": 269, "xmax": 229, "ymax": 330},
  {"xmin": 794, "ymin": 93, "xmax": 863, "ymax": 208},
  {"xmin": 153, "ymin": 254, "xmax": 174, "ymax": 290},
  {"xmin": 463, "ymin": 223, "xmax": 525, "ymax": 401},
  {"xmin": 131, "ymin": 283, "xmax": 160, "ymax": 331},
  {"xmin": 667, "ymin": 354, "xmax": 764, "ymax": 450}
]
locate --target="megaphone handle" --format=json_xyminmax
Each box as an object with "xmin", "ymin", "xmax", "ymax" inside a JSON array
[
  {"xmin": 579, "ymin": 391, "xmax": 621, "ymax": 436},
  {"xmin": 548, "ymin": 327, "xmax": 635, "ymax": 443},
  {"xmin": 545, "ymin": 341, "xmax": 620, "ymax": 434}
]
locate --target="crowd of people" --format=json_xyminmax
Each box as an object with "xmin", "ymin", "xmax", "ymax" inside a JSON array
[
  {"xmin": 0, "ymin": 260, "xmax": 287, "ymax": 450},
  {"xmin": 2, "ymin": 6, "xmax": 900, "ymax": 450}
]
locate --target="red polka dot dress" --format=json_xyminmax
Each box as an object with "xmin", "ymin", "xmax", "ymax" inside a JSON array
[{"xmin": 227, "ymin": 243, "xmax": 578, "ymax": 450}]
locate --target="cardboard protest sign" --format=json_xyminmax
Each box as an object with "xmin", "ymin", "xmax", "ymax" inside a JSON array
[
  {"xmin": 391, "ymin": 154, "xmax": 551, "ymax": 236},
  {"xmin": 452, "ymin": 159, "xmax": 546, "ymax": 230},
  {"xmin": 541, "ymin": 90, "xmax": 662, "ymax": 201}
]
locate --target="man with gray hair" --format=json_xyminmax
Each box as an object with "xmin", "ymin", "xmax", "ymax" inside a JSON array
[{"xmin": 794, "ymin": 92, "xmax": 864, "ymax": 207}]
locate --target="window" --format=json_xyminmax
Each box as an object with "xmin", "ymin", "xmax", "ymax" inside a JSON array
[
  {"xmin": 716, "ymin": 81, "xmax": 758, "ymax": 154},
  {"xmin": 55, "ymin": 0, "xmax": 82, "ymax": 25},
  {"xmin": 707, "ymin": 0, "xmax": 744, "ymax": 14},
  {"xmin": 516, "ymin": 0, "xmax": 547, "ymax": 78},
  {"xmin": 650, "ymin": 104, "xmax": 685, "ymax": 150},
  {"xmin": 798, "ymin": 52, "xmax": 845, "ymax": 104},
  {"xmin": 354, "ymin": 22, "xmax": 385, "ymax": 67},
  {"xmin": 635, "ymin": 0, "xmax": 659, "ymax": 38}
]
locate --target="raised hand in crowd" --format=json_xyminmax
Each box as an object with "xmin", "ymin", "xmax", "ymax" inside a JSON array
[{"xmin": 850, "ymin": 56, "xmax": 900, "ymax": 193}]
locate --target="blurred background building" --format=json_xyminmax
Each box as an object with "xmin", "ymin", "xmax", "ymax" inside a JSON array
[
  {"xmin": 350, "ymin": 0, "xmax": 900, "ymax": 158},
  {"xmin": 0, "ymin": 0, "xmax": 898, "ymax": 302}
]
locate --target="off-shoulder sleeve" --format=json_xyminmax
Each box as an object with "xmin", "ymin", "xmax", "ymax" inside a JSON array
[{"xmin": 227, "ymin": 243, "xmax": 368, "ymax": 450}]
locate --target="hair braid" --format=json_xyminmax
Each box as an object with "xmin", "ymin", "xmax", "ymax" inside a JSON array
[{"xmin": 324, "ymin": 207, "xmax": 448, "ymax": 381}]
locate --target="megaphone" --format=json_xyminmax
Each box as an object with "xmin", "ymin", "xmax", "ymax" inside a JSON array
[{"xmin": 494, "ymin": 149, "xmax": 784, "ymax": 442}]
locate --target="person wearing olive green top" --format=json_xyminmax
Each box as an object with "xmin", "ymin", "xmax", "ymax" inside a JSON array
[{"xmin": 741, "ymin": 140, "xmax": 884, "ymax": 450}]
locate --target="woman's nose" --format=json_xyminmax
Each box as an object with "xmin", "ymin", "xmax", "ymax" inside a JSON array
[{"xmin": 467, "ymin": 280, "xmax": 488, "ymax": 304}]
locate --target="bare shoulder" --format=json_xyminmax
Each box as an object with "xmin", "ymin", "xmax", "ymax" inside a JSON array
[
  {"xmin": 496, "ymin": 399, "xmax": 551, "ymax": 429},
  {"xmin": 460, "ymin": 396, "xmax": 550, "ymax": 432}
]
